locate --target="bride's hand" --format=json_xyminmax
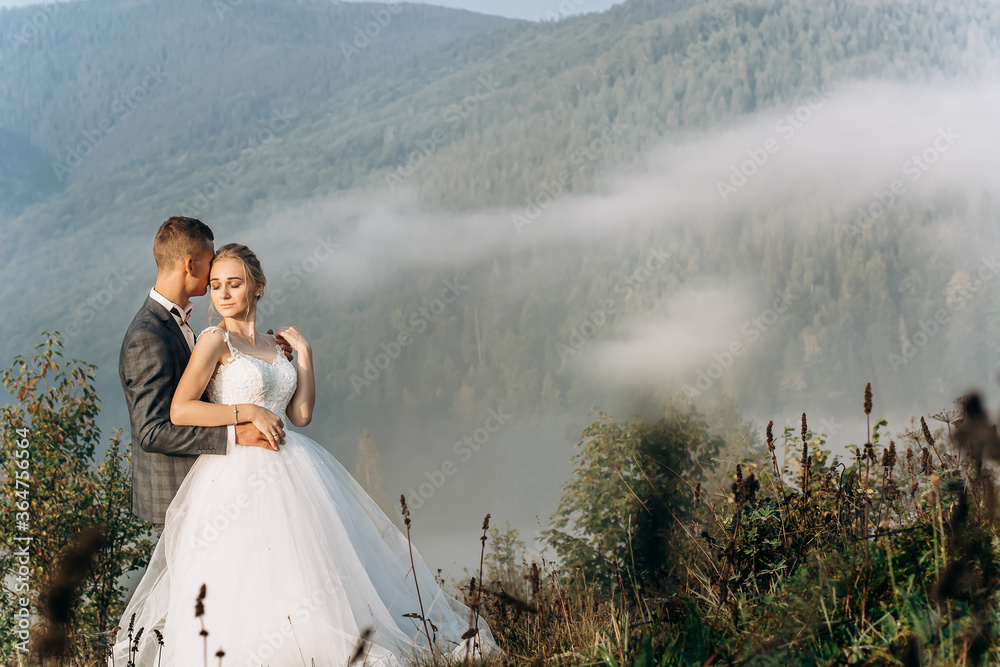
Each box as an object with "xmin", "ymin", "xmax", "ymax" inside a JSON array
[
  {"xmin": 249, "ymin": 406, "xmax": 286, "ymax": 451},
  {"xmin": 274, "ymin": 326, "xmax": 310, "ymax": 355}
]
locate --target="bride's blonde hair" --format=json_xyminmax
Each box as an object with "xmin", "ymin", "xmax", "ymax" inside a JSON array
[{"xmin": 208, "ymin": 243, "xmax": 267, "ymax": 325}]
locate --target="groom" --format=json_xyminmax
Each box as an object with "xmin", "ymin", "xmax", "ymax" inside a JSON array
[{"xmin": 119, "ymin": 217, "xmax": 291, "ymax": 534}]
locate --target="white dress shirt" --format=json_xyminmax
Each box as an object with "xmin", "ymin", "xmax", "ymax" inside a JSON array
[
  {"xmin": 149, "ymin": 287, "xmax": 236, "ymax": 450},
  {"xmin": 149, "ymin": 287, "xmax": 194, "ymax": 350}
]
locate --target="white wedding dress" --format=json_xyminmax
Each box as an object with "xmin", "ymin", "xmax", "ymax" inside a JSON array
[{"xmin": 110, "ymin": 327, "xmax": 497, "ymax": 666}]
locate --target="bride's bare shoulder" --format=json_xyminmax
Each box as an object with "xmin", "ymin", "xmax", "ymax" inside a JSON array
[{"xmin": 192, "ymin": 327, "xmax": 232, "ymax": 364}]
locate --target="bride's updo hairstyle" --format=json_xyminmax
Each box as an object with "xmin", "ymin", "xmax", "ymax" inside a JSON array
[{"xmin": 209, "ymin": 243, "xmax": 267, "ymax": 323}]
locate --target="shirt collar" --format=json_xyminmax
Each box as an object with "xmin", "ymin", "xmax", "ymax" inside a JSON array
[{"xmin": 149, "ymin": 287, "xmax": 192, "ymax": 321}]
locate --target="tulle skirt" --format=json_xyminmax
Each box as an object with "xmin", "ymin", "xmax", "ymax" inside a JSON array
[{"xmin": 109, "ymin": 430, "xmax": 498, "ymax": 666}]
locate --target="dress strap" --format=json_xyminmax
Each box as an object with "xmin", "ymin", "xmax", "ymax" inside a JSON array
[
  {"xmin": 200, "ymin": 326, "xmax": 239, "ymax": 359},
  {"xmin": 270, "ymin": 333, "xmax": 284, "ymax": 357}
]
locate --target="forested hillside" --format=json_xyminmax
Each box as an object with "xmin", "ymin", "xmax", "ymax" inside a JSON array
[
  {"xmin": 1, "ymin": 0, "xmax": 999, "ymax": 463},
  {"xmin": 0, "ymin": 0, "xmax": 517, "ymax": 207}
]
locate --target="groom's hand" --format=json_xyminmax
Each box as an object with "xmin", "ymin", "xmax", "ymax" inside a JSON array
[
  {"xmin": 268, "ymin": 329, "xmax": 294, "ymax": 362},
  {"xmin": 235, "ymin": 422, "xmax": 284, "ymax": 451}
]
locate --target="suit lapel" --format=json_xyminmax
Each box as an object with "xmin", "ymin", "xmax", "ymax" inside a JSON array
[
  {"xmin": 142, "ymin": 297, "xmax": 213, "ymax": 400},
  {"xmin": 143, "ymin": 296, "xmax": 190, "ymax": 358}
]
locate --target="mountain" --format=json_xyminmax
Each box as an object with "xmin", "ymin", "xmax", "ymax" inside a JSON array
[{"xmin": 2, "ymin": 1, "xmax": 1000, "ymax": 562}]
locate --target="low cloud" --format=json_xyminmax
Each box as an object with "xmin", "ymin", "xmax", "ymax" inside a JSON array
[
  {"xmin": 585, "ymin": 284, "xmax": 759, "ymax": 382},
  {"xmin": 241, "ymin": 78, "xmax": 1000, "ymax": 296}
]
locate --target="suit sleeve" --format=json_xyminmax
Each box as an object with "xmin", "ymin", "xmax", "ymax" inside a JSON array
[{"xmin": 121, "ymin": 328, "xmax": 228, "ymax": 456}]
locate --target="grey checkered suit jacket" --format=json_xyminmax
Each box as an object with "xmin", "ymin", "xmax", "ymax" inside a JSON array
[{"xmin": 119, "ymin": 295, "xmax": 228, "ymax": 526}]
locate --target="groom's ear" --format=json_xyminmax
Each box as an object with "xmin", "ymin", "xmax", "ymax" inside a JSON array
[{"xmin": 181, "ymin": 253, "xmax": 204, "ymax": 278}]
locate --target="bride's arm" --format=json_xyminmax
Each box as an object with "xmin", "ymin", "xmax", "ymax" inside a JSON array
[
  {"xmin": 170, "ymin": 330, "xmax": 278, "ymax": 432},
  {"xmin": 276, "ymin": 327, "xmax": 315, "ymax": 427}
]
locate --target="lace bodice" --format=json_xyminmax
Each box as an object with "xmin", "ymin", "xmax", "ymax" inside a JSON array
[{"xmin": 200, "ymin": 326, "xmax": 297, "ymax": 415}]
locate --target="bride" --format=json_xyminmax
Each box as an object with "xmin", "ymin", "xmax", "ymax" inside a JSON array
[{"xmin": 110, "ymin": 243, "xmax": 498, "ymax": 666}]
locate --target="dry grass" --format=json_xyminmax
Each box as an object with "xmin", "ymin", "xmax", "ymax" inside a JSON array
[{"xmin": 23, "ymin": 385, "xmax": 1000, "ymax": 666}]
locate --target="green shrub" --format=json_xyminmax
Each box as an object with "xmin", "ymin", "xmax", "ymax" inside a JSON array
[{"xmin": 0, "ymin": 332, "xmax": 152, "ymax": 664}]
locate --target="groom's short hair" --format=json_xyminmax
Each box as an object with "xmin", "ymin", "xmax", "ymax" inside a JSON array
[{"xmin": 154, "ymin": 217, "xmax": 214, "ymax": 270}]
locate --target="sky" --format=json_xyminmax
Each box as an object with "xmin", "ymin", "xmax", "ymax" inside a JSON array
[{"xmin": 0, "ymin": 0, "xmax": 629, "ymax": 21}]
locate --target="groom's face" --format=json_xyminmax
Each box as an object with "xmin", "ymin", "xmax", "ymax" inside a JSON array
[{"xmin": 190, "ymin": 243, "xmax": 215, "ymax": 296}]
